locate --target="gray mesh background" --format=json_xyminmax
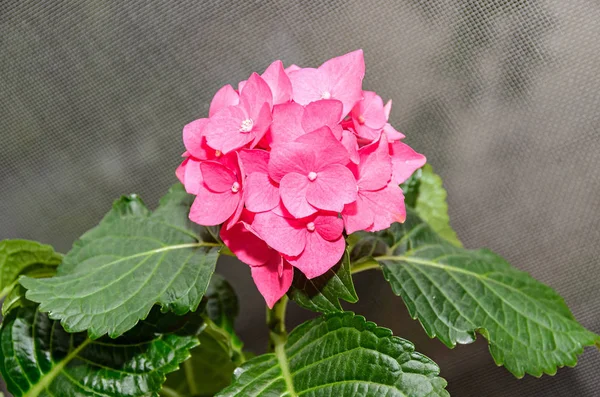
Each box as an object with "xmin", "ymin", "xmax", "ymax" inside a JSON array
[{"xmin": 1, "ymin": 1, "xmax": 599, "ymax": 395}]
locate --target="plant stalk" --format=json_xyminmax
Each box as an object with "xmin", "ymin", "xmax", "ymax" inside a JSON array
[{"xmin": 266, "ymin": 295, "xmax": 289, "ymax": 353}]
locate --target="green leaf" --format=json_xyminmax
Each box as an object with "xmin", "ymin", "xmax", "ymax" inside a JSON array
[
  {"xmin": 0, "ymin": 239, "xmax": 62, "ymax": 300},
  {"xmin": 352, "ymin": 210, "xmax": 600, "ymax": 378},
  {"xmin": 287, "ymin": 250, "xmax": 358, "ymax": 313},
  {"xmin": 216, "ymin": 312, "xmax": 448, "ymax": 397},
  {"xmin": 20, "ymin": 186, "xmax": 221, "ymax": 339},
  {"xmin": 0, "ymin": 302, "xmax": 203, "ymax": 397},
  {"xmin": 411, "ymin": 165, "xmax": 462, "ymax": 247},
  {"xmin": 163, "ymin": 274, "xmax": 243, "ymax": 397}
]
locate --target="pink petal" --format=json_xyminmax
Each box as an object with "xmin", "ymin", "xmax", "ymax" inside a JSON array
[
  {"xmin": 288, "ymin": 68, "xmax": 330, "ymax": 106},
  {"xmin": 239, "ymin": 149, "xmax": 269, "ymax": 175},
  {"xmin": 183, "ymin": 157, "xmax": 204, "ymax": 194},
  {"xmin": 285, "ymin": 64, "xmax": 302, "ymax": 73},
  {"xmin": 209, "ymin": 85, "xmax": 240, "ymax": 117},
  {"xmin": 357, "ymin": 134, "xmax": 392, "ymax": 191},
  {"xmin": 251, "ymin": 255, "xmax": 293, "ymax": 309},
  {"xmin": 200, "ymin": 161, "xmax": 236, "ymax": 193},
  {"xmin": 176, "ymin": 158, "xmax": 188, "ymax": 185},
  {"xmin": 252, "ymin": 210, "xmax": 307, "ymax": 256},
  {"xmin": 305, "ymin": 164, "xmax": 357, "ymax": 212},
  {"xmin": 269, "ymin": 102, "xmax": 306, "ymax": 144},
  {"xmin": 362, "ymin": 184, "xmax": 407, "ymax": 232},
  {"xmin": 240, "ymin": 73, "xmax": 273, "ymax": 119},
  {"xmin": 287, "ymin": 232, "xmax": 345, "ymax": 279},
  {"xmin": 268, "ymin": 142, "xmax": 315, "ymax": 182},
  {"xmin": 279, "ymin": 172, "xmax": 318, "ymax": 218},
  {"xmin": 318, "ymin": 49, "xmax": 365, "ymax": 118},
  {"xmin": 182, "ymin": 118, "xmax": 210, "ymax": 159},
  {"xmin": 383, "ymin": 99, "xmax": 392, "ymax": 120},
  {"xmin": 245, "ymin": 172, "xmax": 280, "ymax": 213},
  {"xmin": 204, "ymin": 106, "xmax": 254, "ymax": 153},
  {"xmin": 301, "ymin": 99, "xmax": 343, "ymax": 139},
  {"xmin": 342, "ymin": 195, "xmax": 374, "ymax": 234},
  {"xmin": 220, "ymin": 219, "xmax": 272, "ymax": 266},
  {"xmin": 295, "ymin": 127, "xmax": 349, "ymax": 169},
  {"xmin": 389, "ymin": 141, "xmax": 427, "ymax": 184},
  {"xmin": 189, "ymin": 185, "xmax": 239, "ymax": 226},
  {"xmin": 250, "ymin": 102, "xmax": 274, "ymax": 148},
  {"xmin": 383, "ymin": 123, "xmax": 405, "ymax": 141},
  {"xmin": 341, "ymin": 130, "xmax": 360, "ymax": 164},
  {"xmin": 262, "ymin": 60, "xmax": 293, "ymax": 105},
  {"xmin": 226, "ymin": 198, "xmax": 245, "ymax": 229},
  {"xmin": 314, "ymin": 213, "xmax": 344, "ymax": 241}
]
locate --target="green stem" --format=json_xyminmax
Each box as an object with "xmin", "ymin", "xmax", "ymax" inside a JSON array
[
  {"xmin": 159, "ymin": 386, "xmax": 182, "ymax": 397},
  {"xmin": 266, "ymin": 295, "xmax": 288, "ymax": 353},
  {"xmin": 351, "ymin": 258, "xmax": 381, "ymax": 274},
  {"xmin": 183, "ymin": 358, "xmax": 198, "ymax": 395},
  {"xmin": 266, "ymin": 295, "xmax": 297, "ymax": 396}
]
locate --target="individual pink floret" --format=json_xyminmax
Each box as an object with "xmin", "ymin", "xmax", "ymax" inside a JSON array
[
  {"xmin": 252, "ymin": 207, "xmax": 345, "ymax": 279},
  {"xmin": 268, "ymin": 127, "xmax": 357, "ymax": 218}
]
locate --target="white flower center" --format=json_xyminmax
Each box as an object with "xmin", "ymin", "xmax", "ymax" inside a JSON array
[
  {"xmin": 306, "ymin": 222, "xmax": 316, "ymax": 232},
  {"xmin": 321, "ymin": 91, "xmax": 331, "ymax": 100},
  {"xmin": 231, "ymin": 182, "xmax": 240, "ymax": 193},
  {"xmin": 240, "ymin": 119, "xmax": 254, "ymax": 133},
  {"xmin": 357, "ymin": 115, "xmax": 366, "ymax": 125},
  {"xmin": 307, "ymin": 171, "xmax": 318, "ymax": 181},
  {"xmin": 215, "ymin": 150, "xmax": 222, "ymax": 157}
]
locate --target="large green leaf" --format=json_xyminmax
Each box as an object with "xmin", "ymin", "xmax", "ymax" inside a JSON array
[
  {"xmin": 0, "ymin": 301, "xmax": 203, "ymax": 397},
  {"xmin": 404, "ymin": 165, "xmax": 462, "ymax": 247},
  {"xmin": 351, "ymin": 210, "xmax": 600, "ymax": 378},
  {"xmin": 20, "ymin": 185, "xmax": 221, "ymax": 339},
  {"xmin": 287, "ymin": 250, "xmax": 358, "ymax": 313},
  {"xmin": 0, "ymin": 239, "xmax": 62, "ymax": 300},
  {"xmin": 217, "ymin": 312, "xmax": 448, "ymax": 397},
  {"xmin": 162, "ymin": 274, "xmax": 243, "ymax": 397}
]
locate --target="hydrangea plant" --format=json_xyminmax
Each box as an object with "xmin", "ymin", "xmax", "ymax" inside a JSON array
[{"xmin": 1, "ymin": 50, "xmax": 597, "ymax": 397}]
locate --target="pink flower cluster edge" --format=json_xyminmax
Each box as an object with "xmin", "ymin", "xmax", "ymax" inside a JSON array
[{"xmin": 176, "ymin": 50, "xmax": 426, "ymax": 308}]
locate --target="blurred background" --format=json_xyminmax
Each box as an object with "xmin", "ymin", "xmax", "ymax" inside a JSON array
[{"xmin": 1, "ymin": 1, "xmax": 599, "ymax": 395}]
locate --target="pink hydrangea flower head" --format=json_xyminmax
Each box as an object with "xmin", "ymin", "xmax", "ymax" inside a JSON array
[
  {"xmin": 289, "ymin": 50, "xmax": 365, "ymax": 119},
  {"xmin": 269, "ymin": 127, "xmax": 357, "ymax": 218},
  {"xmin": 252, "ymin": 207, "xmax": 345, "ymax": 279},
  {"xmin": 204, "ymin": 73, "xmax": 273, "ymax": 153},
  {"xmin": 189, "ymin": 152, "xmax": 245, "ymax": 227}
]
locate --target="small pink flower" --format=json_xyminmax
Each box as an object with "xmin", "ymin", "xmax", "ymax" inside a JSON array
[
  {"xmin": 251, "ymin": 255, "xmax": 293, "ymax": 309},
  {"xmin": 343, "ymin": 134, "xmax": 406, "ymax": 233},
  {"xmin": 220, "ymin": 212, "xmax": 292, "ymax": 308},
  {"xmin": 204, "ymin": 73, "xmax": 273, "ymax": 153},
  {"xmin": 351, "ymin": 91, "xmax": 387, "ymax": 141},
  {"xmin": 289, "ymin": 50, "xmax": 365, "ymax": 118},
  {"xmin": 252, "ymin": 207, "xmax": 345, "ymax": 279},
  {"xmin": 189, "ymin": 153, "xmax": 245, "ymax": 227},
  {"xmin": 269, "ymin": 127, "xmax": 357, "ymax": 218}
]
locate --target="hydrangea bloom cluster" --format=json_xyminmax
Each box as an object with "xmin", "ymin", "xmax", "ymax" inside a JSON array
[{"xmin": 177, "ymin": 50, "xmax": 426, "ymax": 307}]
